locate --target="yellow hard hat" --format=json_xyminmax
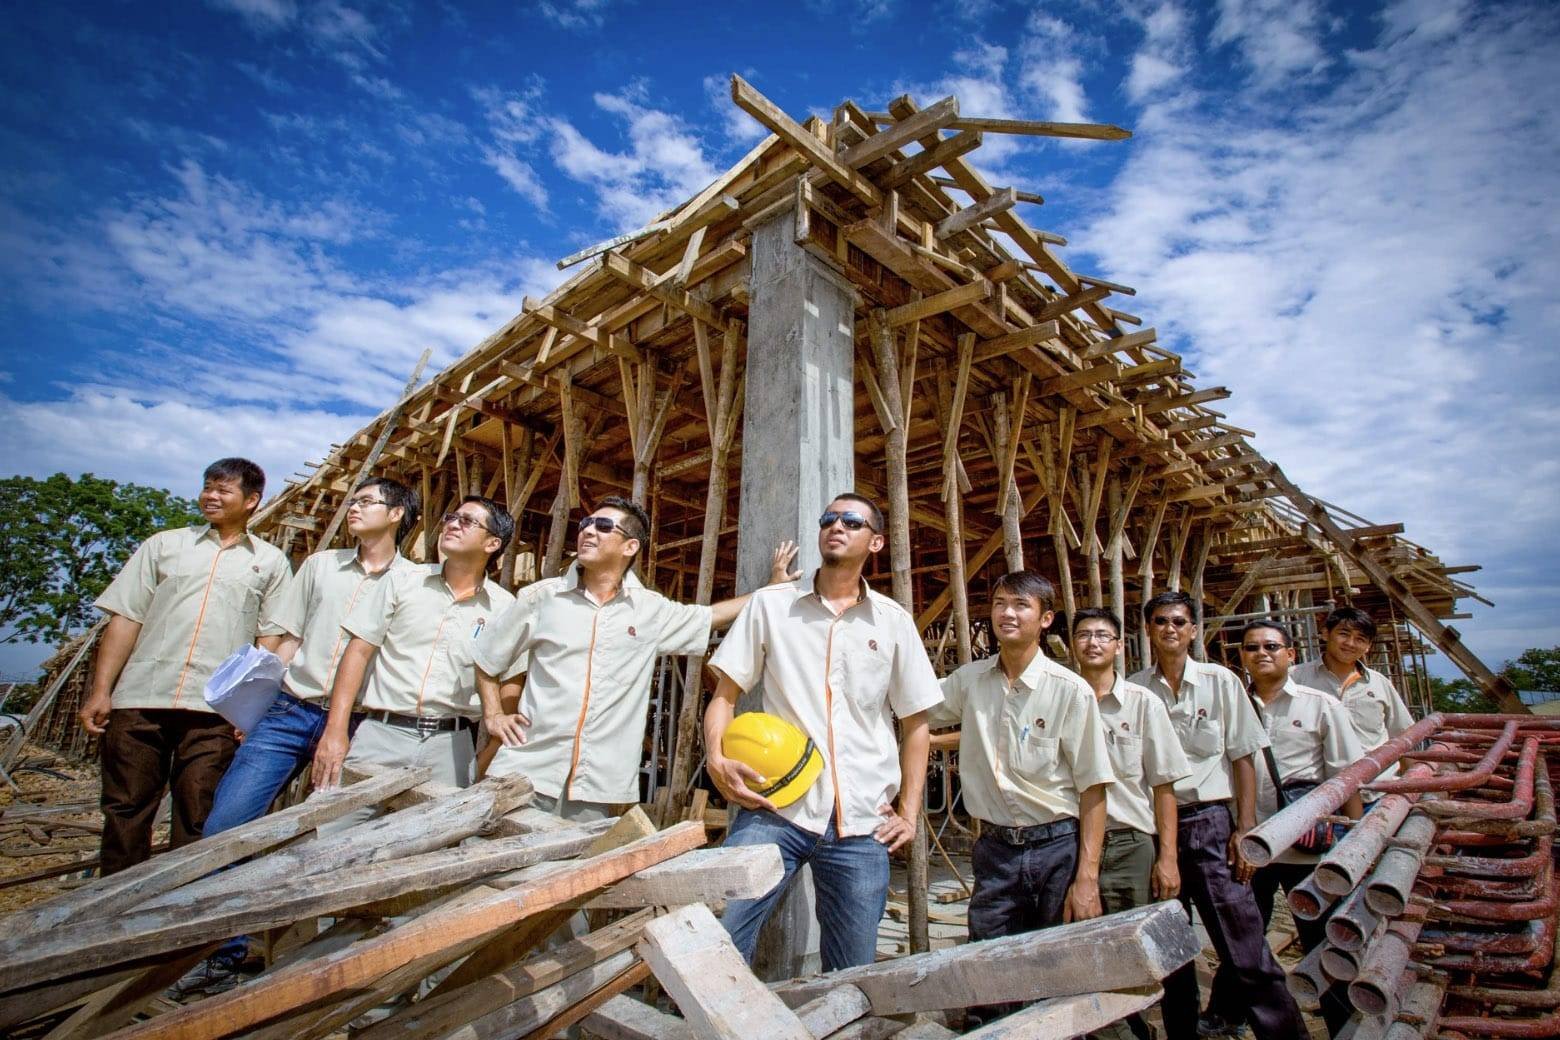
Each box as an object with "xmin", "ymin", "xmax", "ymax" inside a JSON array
[{"xmin": 721, "ymin": 712, "xmax": 824, "ymax": 809}]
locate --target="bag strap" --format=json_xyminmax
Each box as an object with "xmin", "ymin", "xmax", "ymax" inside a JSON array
[{"xmin": 1245, "ymin": 685, "xmax": 1290, "ymax": 809}]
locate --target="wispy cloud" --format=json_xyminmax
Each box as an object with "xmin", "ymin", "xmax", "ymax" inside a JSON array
[
  {"xmin": 1211, "ymin": 0, "xmax": 1331, "ymax": 88},
  {"xmin": 206, "ymin": 0, "xmax": 298, "ymax": 32},
  {"xmin": 1018, "ymin": 13, "xmax": 1091, "ymax": 123},
  {"xmin": 537, "ymin": 0, "xmax": 619, "ymax": 30},
  {"xmin": 473, "ymin": 83, "xmax": 550, "ymax": 209}
]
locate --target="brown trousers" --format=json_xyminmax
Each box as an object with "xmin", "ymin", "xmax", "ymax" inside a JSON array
[{"xmin": 99, "ymin": 708, "xmax": 237, "ymax": 876}]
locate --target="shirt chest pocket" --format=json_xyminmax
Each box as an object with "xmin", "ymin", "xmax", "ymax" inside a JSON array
[
  {"xmin": 1108, "ymin": 733, "xmax": 1144, "ymax": 779},
  {"xmin": 1347, "ymin": 696, "xmax": 1385, "ymax": 737},
  {"xmin": 213, "ymin": 574, "xmax": 264, "ymax": 628},
  {"xmin": 1012, "ymin": 733, "xmax": 1062, "ymax": 781},
  {"xmin": 1175, "ymin": 715, "xmax": 1224, "ymax": 759},
  {"xmin": 839, "ymin": 644, "xmax": 891, "ymax": 707}
]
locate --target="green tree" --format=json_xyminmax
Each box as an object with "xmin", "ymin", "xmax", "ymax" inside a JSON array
[
  {"xmin": 0, "ymin": 473, "xmax": 201, "ymax": 646},
  {"xmin": 1501, "ymin": 647, "xmax": 1560, "ymax": 693}
]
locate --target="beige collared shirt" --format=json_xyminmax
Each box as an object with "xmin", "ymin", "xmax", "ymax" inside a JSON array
[
  {"xmin": 342, "ymin": 564, "xmax": 515, "ymax": 719},
  {"xmin": 1291, "ymin": 658, "xmax": 1414, "ymax": 753},
  {"xmin": 930, "ymin": 652, "xmax": 1115, "ymax": 828},
  {"xmin": 259, "ymin": 549, "xmax": 418, "ymax": 703},
  {"xmin": 474, "ymin": 562, "xmax": 713, "ymax": 803},
  {"xmin": 1094, "ymin": 675, "xmax": 1194, "ymax": 835},
  {"xmin": 1250, "ymin": 678, "xmax": 1367, "ymax": 820},
  {"xmin": 1128, "ymin": 659, "xmax": 1269, "ymax": 805},
  {"xmin": 95, "ymin": 525, "xmax": 291, "ymax": 712},
  {"xmin": 708, "ymin": 572, "xmax": 943, "ymax": 838}
]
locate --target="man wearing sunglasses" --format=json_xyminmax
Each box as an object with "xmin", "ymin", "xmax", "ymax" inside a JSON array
[
  {"xmin": 1127, "ymin": 591, "xmax": 1304, "ymax": 1040},
  {"xmin": 311, "ymin": 496, "xmax": 516, "ymax": 818},
  {"xmin": 703, "ymin": 493, "xmax": 943, "ymax": 972},
  {"xmin": 1205, "ymin": 621, "xmax": 1364, "ymax": 1038},
  {"xmin": 473, "ymin": 495, "xmax": 797, "ymax": 823}
]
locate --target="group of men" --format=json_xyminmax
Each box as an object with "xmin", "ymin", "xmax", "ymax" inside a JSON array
[{"xmin": 83, "ymin": 456, "xmax": 1415, "ymax": 1037}]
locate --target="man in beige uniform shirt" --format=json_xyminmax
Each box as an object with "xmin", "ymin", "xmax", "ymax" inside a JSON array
[
  {"xmin": 82, "ymin": 458, "xmax": 290, "ymax": 875},
  {"xmin": 312, "ymin": 495, "xmax": 516, "ymax": 801},
  {"xmin": 704, "ymin": 492, "xmax": 943, "ymax": 971},
  {"xmin": 1291, "ymin": 607, "xmax": 1414, "ymax": 789},
  {"xmin": 473, "ymin": 495, "xmax": 796, "ymax": 820},
  {"xmin": 1207, "ymin": 620, "xmax": 1365, "ymax": 1038},
  {"xmin": 1128, "ymin": 591, "xmax": 1304, "ymax": 1040}
]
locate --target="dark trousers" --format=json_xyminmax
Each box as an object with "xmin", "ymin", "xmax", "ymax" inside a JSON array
[
  {"xmin": 99, "ymin": 708, "xmax": 237, "ymax": 876},
  {"xmin": 1162, "ymin": 804, "xmax": 1305, "ymax": 1040},
  {"xmin": 1098, "ymin": 828, "xmax": 1157, "ymax": 1040},
  {"xmin": 1209, "ymin": 864, "xmax": 1353, "ymax": 1037},
  {"xmin": 968, "ymin": 822, "xmax": 1079, "ymax": 1026}
]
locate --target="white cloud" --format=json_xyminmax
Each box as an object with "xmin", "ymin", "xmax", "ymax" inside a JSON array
[
  {"xmin": 703, "ymin": 73, "xmax": 767, "ymax": 148},
  {"xmin": 546, "ymin": 87, "xmax": 720, "ymax": 229},
  {"xmin": 1211, "ymin": 0, "xmax": 1330, "ymax": 87},
  {"xmin": 1019, "ymin": 14, "xmax": 1090, "ymax": 123},
  {"xmin": 1123, "ymin": 1, "xmax": 1193, "ymax": 102},
  {"xmin": 1076, "ymin": 1, "xmax": 1560, "ymax": 667},
  {"xmin": 473, "ymin": 84, "xmax": 549, "ymax": 208},
  {"xmin": 205, "ymin": 0, "xmax": 298, "ymax": 32},
  {"xmin": 537, "ymin": 0, "xmax": 618, "ymax": 30}
]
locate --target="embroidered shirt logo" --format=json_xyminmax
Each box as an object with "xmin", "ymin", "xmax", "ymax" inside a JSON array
[
  {"xmin": 1120, "ymin": 722, "xmax": 1131, "ymax": 732},
  {"xmin": 627, "ymin": 625, "xmax": 637, "ymax": 637},
  {"xmin": 1292, "ymin": 719, "xmax": 1303, "ymax": 727},
  {"xmin": 1034, "ymin": 718, "xmax": 1046, "ymax": 730},
  {"xmin": 1197, "ymin": 707, "xmax": 1208, "ymax": 719},
  {"xmin": 868, "ymin": 639, "xmax": 879, "ymax": 651}
]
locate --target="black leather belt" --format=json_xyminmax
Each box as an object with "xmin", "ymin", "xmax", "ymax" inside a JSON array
[
  {"xmin": 364, "ymin": 710, "xmax": 475, "ymax": 735},
  {"xmin": 1179, "ymin": 799, "xmax": 1231, "ymax": 817},
  {"xmin": 979, "ymin": 818, "xmax": 1079, "ymax": 846}
]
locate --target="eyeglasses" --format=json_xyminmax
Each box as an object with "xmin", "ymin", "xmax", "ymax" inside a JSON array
[
  {"xmin": 346, "ymin": 496, "xmax": 387, "ymax": 510},
  {"xmin": 1242, "ymin": 641, "xmax": 1289, "ymax": 653},
  {"xmin": 1075, "ymin": 630, "xmax": 1119, "ymax": 644},
  {"xmin": 1150, "ymin": 616, "xmax": 1192, "ymax": 629},
  {"xmin": 578, "ymin": 515, "xmax": 626, "ymax": 536},
  {"xmin": 818, "ymin": 510, "xmax": 876, "ymax": 532},
  {"xmin": 442, "ymin": 511, "xmax": 495, "ymax": 535}
]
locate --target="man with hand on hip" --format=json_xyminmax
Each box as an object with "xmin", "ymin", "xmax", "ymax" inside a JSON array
[{"xmin": 703, "ymin": 492, "xmax": 943, "ymax": 972}]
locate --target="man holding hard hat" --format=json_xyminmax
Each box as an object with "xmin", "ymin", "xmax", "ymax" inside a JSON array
[{"xmin": 704, "ymin": 492, "xmax": 943, "ymax": 971}]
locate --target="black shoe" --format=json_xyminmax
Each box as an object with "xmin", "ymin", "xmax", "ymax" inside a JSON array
[
  {"xmin": 169, "ymin": 951, "xmax": 262, "ymax": 998},
  {"xmin": 1197, "ymin": 1011, "xmax": 1244, "ymax": 1038}
]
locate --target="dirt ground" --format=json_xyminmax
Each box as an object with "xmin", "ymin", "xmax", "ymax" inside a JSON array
[{"xmin": 0, "ymin": 743, "xmax": 120, "ymax": 913}]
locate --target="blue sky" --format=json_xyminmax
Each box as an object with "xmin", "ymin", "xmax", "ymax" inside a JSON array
[{"xmin": 1, "ymin": 0, "xmax": 1557, "ymax": 681}]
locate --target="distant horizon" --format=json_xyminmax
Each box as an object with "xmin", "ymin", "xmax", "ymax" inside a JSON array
[{"xmin": 2, "ymin": 0, "xmax": 1556, "ymax": 685}]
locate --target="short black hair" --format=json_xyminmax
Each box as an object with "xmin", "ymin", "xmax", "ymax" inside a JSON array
[
  {"xmin": 358, "ymin": 477, "xmax": 421, "ymax": 544},
  {"xmin": 462, "ymin": 495, "xmax": 514, "ymax": 563},
  {"xmin": 1072, "ymin": 607, "xmax": 1122, "ymax": 638},
  {"xmin": 1240, "ymin": 619, "xmax": 1292, "ymax": 647},
  {"xmin": 992, "ymin": 570, "xmax": 1057, "ymax": 613},
  {"xmin": 1324, "ymin": 606, "xmax": 1377, "ymax": 640},
  {"xmin": 598, "ymin": 495, "xmax": 651, "ymax": 555},
  {"xmin": 831, "ymin": 491, "xmax": 885, "ymax": 533},
  {"xmin": 1143, "ymin": 590, "xmax": 1197, "ymax": 622},
  {"xmin": 204, "ymin": 458, "xmax": 265, "ymax": 502}
]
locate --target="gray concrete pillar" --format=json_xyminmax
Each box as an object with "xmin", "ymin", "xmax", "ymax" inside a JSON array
[{"xmin": 734, "ymin": 212, "xmax": 857, "ymax": 981}]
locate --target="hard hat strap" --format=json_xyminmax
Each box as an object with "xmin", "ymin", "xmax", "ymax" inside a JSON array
[{"xmin": 756, "ymin": 738, "xmax": 817, "ymax": 797}]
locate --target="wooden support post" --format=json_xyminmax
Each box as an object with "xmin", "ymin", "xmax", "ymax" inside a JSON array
[
  {"xmin": 935, "ymin": 366, "xmax": 973, "ymax": 667},
  {"xmin": 667, "ymin": 322, "xmax": 745, "ymax": 803},
  {"xmin": 989, "ymin": 390, "xmax": 1024, "ymax": 572},
  {"xmin": 1108, "ymin": 479, "xmax": 1127, "ymax": 674}
]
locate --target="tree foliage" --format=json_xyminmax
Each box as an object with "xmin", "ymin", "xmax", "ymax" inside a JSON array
[
  {"xmin": 0, "ymin": 473, "xmax": 201, "ymax": 646},
  {"xmin": 1501, "ymin": 646, "xmax": 1560, "ymax": 693}
]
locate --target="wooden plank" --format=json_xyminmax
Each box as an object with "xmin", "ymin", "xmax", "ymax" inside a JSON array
[
  {"xmin": 0, "ymin": 767, "xmax": 431, "ymax": 938},
  {"xmin": 584, "ymin": 995, "xmax": 691, "ymax": 1040},
  {"xmin": 1079, "ymin": 328, "xmax": 1157, "ymax": 360},
  {"xmin": 523, "ymin": 300, "xmax": 642, "ymax": 364},
  {"xmin": 837, "ymin": 96, "xmax": 958, "ymax": 168},
  {"xmin": 934, "ymin": 187, "xmax": 1017, "ymax": 240},
  {"xmin": 882, "ymin": 281, "xmax": 990, "ymax": 326},
  {"xmin": 0, "ymin": 622, "xmax": 104, "ymax": 773},
  {"xmin": 353, "ymin": 909, "xmax": 655, "ymax": 1040},
  {"xmin": 868, "ymin": 113, "xmax": 1132, "ymax": 142},
  {"xmin": 578, "ymin": 844, "xmax": 784, "ymax": 909},
  {"xmin": 770, "ymin": 901, "xmax": 1196, "ymax": 1015},
  {"xmin": 970, "ymin": 321, "xmax": 1060, "ymax": 364},
  {"xmin": 101, "ymin": 824, "xmax": 707, "ymax": 1040},
  {"xmin": 518, "ymin": 959, "xmax": 649, "ymax": 1040},
  {"xmin": 730, "ymin": 76, "xmax": 880, "ymax": 207},
  {"xmin": 638, "ymin": 904, "xmax": 812, "ymax": 1040},
  {"xmin": 879, "ymin": 131, "xmax": 982, "ymax": 191},
  {"xmin": 960, "ymin": 986, "xmax": 1161, "ymax": 1038},
  {"xmin": 601, "ymin": 252, "xmax": 725, "ymax": 330}
]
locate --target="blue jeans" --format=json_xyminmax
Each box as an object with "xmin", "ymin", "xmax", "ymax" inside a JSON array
[
  {"xmin": 720, "ymin": 809, "xmax": 890, "ymax": 972},
  {"xmin": 203, "ymin": 692, "xmax": 335, "ymax": 838}
]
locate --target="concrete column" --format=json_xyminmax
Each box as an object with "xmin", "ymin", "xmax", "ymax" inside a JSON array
[{"xmin": 734, "ymin": 213, "xmax": 857, "ymax": 980}]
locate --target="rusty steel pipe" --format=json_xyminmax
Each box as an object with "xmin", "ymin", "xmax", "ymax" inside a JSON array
[
  {"xmin": 1425, "ymin": 835, "xmax": 1552, "ymax": 878},
  {"xmin": 1370, "ymin": 723, "xmax": 1515, "ymax": 795},
  {"xmin": 1288, "ymin": 941, "xmax": 1330, "ymax": 1009},
  {"xmin": 1329, "ymin": 885, "xmax": 1384, "ymax": 952},
  {"xmin": 1437, "ymin": 768, "xmax": 1555, "ymax": 840},
  {"xmin": 1420, "ymin": 910, "xmax": 1556, "ymax": 972},
  {"xmin": 1325, "ymin": 942, "xmax": 1368, "ymax": 982},
  {"xmin": 1351, "ymin": 916, "xmax": 1426, "ymax": 1018},
  {"xmin": 1367, "ymin": 813, "xmax": 1440, "ymax": 917},
  {"xmin": 1434, "ymin": 1012, "xmax": 1560, "ymax": 1038},
  {"xmin": 1341, "ymin": 1014, "xmax": 1392, "ymax": 1040},
  {"xmin": 1445, "ymin": 926, "xmax": 1560, "ymax": 1009},
  {"xmin": 1244, "ymin": 714, "xmax": 1443, "ymax": 867},
  {"xmin": 1433, "ymin": 864, "xmax": 1556, "ymax": 922},
  {"xmin": 1420, "ymin": 740, "xmax": 1540, "ymax": 821},
  {"xmin": 1317, "ymin": 767, "xmax": 1434, "ymax": 896},
  {"xmin": 1290, "ymin": 871, "xmax": 1343, "ymax": 921},
  {"xmin": 1420, "ymin": 921, "xmax": 1542, "ymax": 956},
  {"xmin": 1431, "ymin": 714, "xmax": 1560, "ymax": 731}
]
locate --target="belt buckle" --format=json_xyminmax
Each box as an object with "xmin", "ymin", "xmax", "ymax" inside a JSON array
[
  {"xmin": 1001, "ymin": 825, "xmax": 1025, "ymax": 846},
  {"xmin": 415, "ymin": 716, "xmax": 440, "ymax": 736}
]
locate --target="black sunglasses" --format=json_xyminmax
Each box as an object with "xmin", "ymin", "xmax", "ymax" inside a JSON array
[
  {"xmin": 818, "ymin": 510, "xmax": 876, "ymax": 533},
  {"xmin": 1242, "ymin": 641, "xmax": 1289, "ymax": 653},
  {"xmin": 578, "ymin": 515, "xmax": 634, "ymax": 537}
]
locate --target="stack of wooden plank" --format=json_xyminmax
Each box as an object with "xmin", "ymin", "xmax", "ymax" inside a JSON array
[
  {"xmin": 0, "ymin": 767, "xmax": 779, "ymax": 1039},
  {"xmin": 0, "ymin": 764, "xmax": 1197, "ymax": 1039}
]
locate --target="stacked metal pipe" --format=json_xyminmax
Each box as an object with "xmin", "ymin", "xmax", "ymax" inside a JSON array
[{"xmin": 1243, "ymin": 713, "xmax": 1560, "ymax": 1040}]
